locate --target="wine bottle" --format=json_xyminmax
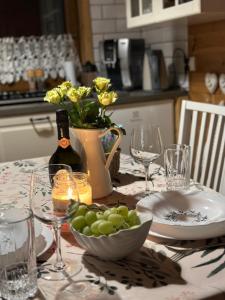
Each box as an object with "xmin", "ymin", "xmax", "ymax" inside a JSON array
[{"xmin": 49, "ymin": 109, "xmax": 83, "ymax": 172}]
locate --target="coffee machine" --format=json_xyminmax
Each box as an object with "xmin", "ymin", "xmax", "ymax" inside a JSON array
[{"xmin": 99, "ymin": 38, "xmax": 145, "ymax": 90}]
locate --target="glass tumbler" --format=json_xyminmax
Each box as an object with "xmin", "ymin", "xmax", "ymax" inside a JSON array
[
  {"xmin": 0, "ymin": 207, "xmax": 37, "ymax": 300},
  {"xmin": 164, "ymin": 144, "xmax": 191, "ymax": 191}
]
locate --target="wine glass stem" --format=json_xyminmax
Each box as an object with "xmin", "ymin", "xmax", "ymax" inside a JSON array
[
  {"xmin": 53, "ymin": 221, "xmax": 65, "ymax": 271},
  {"xmin": 144, "ymin": 165, "xmax": 149, "ymax": 193}
]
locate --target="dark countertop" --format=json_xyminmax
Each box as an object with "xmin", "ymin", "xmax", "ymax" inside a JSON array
[{"xmin": 0, "ymin": 89, "xmax": 187, "ymax": 118}]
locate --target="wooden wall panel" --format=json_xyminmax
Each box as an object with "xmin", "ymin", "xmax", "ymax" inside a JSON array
[{"xmin": 188, "ymin": 19, "xmax": 225, "ymax": 104}]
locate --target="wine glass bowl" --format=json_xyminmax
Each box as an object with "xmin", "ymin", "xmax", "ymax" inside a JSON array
[
  {"xmin": 31, "ymin": 163, "xmax": 81, "ymax": 281},
  {"xmin": 130, "ymin": 124, "xmax": 163, "ymax": 194}
]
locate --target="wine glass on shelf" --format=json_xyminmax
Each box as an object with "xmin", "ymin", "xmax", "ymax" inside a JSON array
[
  {"xmin": 130, "ymin": 123, "xmax": 163, "ymax": 194},
  {"xmin": 30, "ymin": 163, "xmax": 81, "ymax": 281}
]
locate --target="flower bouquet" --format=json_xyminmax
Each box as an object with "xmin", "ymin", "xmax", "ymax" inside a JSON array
[
  {"xmin": 44, "ymin": 77, "xmax": 124, "ymax": 192},
  {"xmin": 44, "ymin": 77, "xmax": 120, "ymax": 130}
]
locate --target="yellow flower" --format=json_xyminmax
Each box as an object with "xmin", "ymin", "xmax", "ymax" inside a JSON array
[
  {"xmin": 93, "ymin": 77, "xmax": 111, "ymax": 93},
  {"xmin": 98, "ymin": 91, "xmax": 118, "ymax": 106},
  {"xmin": 77, "ymin": 86, "xmax": 91, "ymax": 98},
  {"xmin": 44, "ymin": 88, "xmax": 63, "ymax": 104},
  {"xmin": 66, "ymin": 88, "xmax": 81, "ymax": 103},
  {"xmin": 59, "ymin": 81, "xmax": 72, "ymax": 96}
]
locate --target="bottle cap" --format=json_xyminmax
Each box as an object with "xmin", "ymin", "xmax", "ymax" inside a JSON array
[{"xmin": 56, "ymin": 109, "xmax": 69, "ymax": 125}]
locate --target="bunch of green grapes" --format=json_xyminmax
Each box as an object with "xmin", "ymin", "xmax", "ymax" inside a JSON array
[{"xmin": 68, "ymin": 202, "xmax": 141, "ymax": 236}]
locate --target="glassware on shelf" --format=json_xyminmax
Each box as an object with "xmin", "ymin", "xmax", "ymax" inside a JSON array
[
  {"xmin": 0, "ymin": 34, "xmax": 81, "ymax": 85},
  {"xmin": 130, "ymin": 123, "xmax": 163, "ymax": 194},
  {"xmin": 31, "ymin": 163, "xmax": 81, "ymax": 281}
]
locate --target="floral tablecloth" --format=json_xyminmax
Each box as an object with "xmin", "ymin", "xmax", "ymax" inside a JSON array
[{"xmin": 1, "ymin": 154, "xmax": 225, "ymax": 300}]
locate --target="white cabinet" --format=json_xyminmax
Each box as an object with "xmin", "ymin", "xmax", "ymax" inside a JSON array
[
  {"xmin": 0, "ymin": 99, "xmax": 174, "ymax": 162},
  {"xmin": 0, "ymin": 112, "xmax": 57, "ymax": 162},
  {"xmin": 126, "ymin": 0, "xmax": 225, "ymax": 28},
  {"xmin": 109, "ymin": 99, "xmax": 174, "ymax": 157}
]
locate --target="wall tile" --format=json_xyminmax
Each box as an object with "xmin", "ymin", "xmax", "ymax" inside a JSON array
[
  {"xmin": 94, "ymin": 48, "xmax": 100, "ymax": 63},
  {"xmin": 90, "ymin": 5, "xmax": 102, "ymax": 19},
  {"xmin": 92, "ymin": 34, "xmax": 104, "ymax": 48},
  {"xmin": 102, "ymin": 4, "xmax": 125, "ymax": 19},
  {"xmin": 92, "ymin": 19, "xmax": 116, "ymax": 34},
  {"xmin": 116, "ymin": 19, "xmax": 127, "ymax": 32},
  {"xmin": 151, "ymin": 41, "xmax": 187, "ymax": 58},
  {"xmin": 90, "ymin": 0, "xmax": 115, "ymax": 4}
]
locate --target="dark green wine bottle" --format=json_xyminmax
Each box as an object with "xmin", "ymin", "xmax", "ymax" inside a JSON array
[{"xmin": 49, "ymin": 109, "xmax": 83, "ymax": 171}]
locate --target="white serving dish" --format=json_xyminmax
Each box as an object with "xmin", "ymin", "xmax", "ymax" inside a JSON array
[
  {"xmin": 136, "ymin": 190, "xmax": 225, "ymax": 240},
  {"xmin": 71, "ymin": 212, "xmax": 153, "ymax": 260}
]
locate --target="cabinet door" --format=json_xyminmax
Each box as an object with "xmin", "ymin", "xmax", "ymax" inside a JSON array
[
  {"xmin": 0, "ymin": 113, "xmax": 57, "ymax": 162},
  {"xmin": 126, "ymin": 0, "xmax": 201, "ymax": 28},
  {"xmin": 109, "ymin": 100, "xmax": 174, "ymax": 157},
  {"xmin": 158, "ymin": 0, "xmax": 201, "ymax": 22},
  {"xmin": 126, "ymin": 0, "xmax": 155, "ymax": 28}
]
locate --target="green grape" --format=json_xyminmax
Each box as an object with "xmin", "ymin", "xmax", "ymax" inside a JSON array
[
  {"xmin": 103, "ymin": 209, "xmax": 112, "ymax": 219},
  {"xmin": 75, "ymin": 205, "xmax": 88, "ymax": 216},
  {"xmin": 120, "ymin": 221, "xmax": 130, "ymax": 230},
  {"xmin": 110, "ymin": 207, "xmax": 117, "ymax": 214},
  {"xmin": 96, "ymin": 212, "xmax": 105, "ymax": 220},
  {"xmin": 93, "ymin": 232, "xmax": 101, "ymax": 237},
  {"xmin": 91, "ymin": 220, "xmax": 103, "ymax": 235},
  {"xmin": 108, "ymin": 213, "xmax": 124, "ymax": 229},
  {"xmin": 98, "ymin": 220, "xmax": 114, "ymax": 235},
  {"xmin": 82, "ymin": 226, "xmax": 93, "ymax": 236},
  {"xmin": 72, "ymin": 216, "xmax": 86, "ymax": 232},
  {"xmin": 127, "ymin": 210, "xmax": 140, "ymax": 226},
  {"xmin": 117, "ymin": 205, "xmax": 129, "ymax": 217},
  {"xmin": 85, "ymin": 211, "xmax": 97, "ymax": 226}
]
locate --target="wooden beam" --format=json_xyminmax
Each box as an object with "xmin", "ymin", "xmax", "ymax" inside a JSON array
[{"xmin": 77, "ymin": 0, "xmax": 94, "ymax": 64}]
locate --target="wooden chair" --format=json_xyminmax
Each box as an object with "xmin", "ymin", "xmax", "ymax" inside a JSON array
[{"xmin": 178, "ymin": 100, "xmax": 225, "ymax": 195}]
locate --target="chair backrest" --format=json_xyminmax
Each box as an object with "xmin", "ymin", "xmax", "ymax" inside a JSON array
[{"xmin": 178, "ymin": 100, "xmax": 225, "ymax": 194}]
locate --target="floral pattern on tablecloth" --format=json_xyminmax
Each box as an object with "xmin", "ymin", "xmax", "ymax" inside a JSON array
[{"xmin": 0, "ymin": 157, "xmax": 49, "ymax": 207}]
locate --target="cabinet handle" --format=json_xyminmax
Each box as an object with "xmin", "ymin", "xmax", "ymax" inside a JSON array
[
  {"xmin": 30, "ymin": 116, "xmax": 54, "ymax": 135},
  {"xmin": 30, "ymin": 116, "xmax": 51, "ymax": 123}
]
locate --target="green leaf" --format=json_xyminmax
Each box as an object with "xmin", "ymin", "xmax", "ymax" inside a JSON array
[
  {"xmin": 193, "ymin": 250, "xmax": 225, "ymax": 268},
  {"xmin": 207, "ymin": 261, "xmax": 225, "ymax": 277},
  {"xmin": 201, "ymin": 247, "xmax": 222, "ymax": 257}
]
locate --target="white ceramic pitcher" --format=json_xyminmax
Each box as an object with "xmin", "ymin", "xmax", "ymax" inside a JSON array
[{"xmin": 71, "ymin": 127, "xmax": 122, "ymax": 199}]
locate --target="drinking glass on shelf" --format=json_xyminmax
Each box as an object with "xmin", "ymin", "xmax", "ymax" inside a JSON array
[
  {"xmin": 130, "ymin": 124, "xmax": 163, "ymax": 194},
  {"xmin": 30, "ymin": 163, "xmax": 81, "ymax": 281}
]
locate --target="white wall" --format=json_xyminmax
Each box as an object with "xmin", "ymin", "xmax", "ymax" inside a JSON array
[{"xmin": 89, "ymin": 0, "xmax": 188, "ymax": 87}]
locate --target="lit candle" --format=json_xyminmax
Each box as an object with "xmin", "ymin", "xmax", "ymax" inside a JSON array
[
  {"xmin": 77, "ymin": 185, "xmax": 92, "ymax": 205},
  {"xmin": 52, "ymin": 170, "xmax": 78, "ymax": 212},
  {"xmin": 52, "ymin": 186, "xmax": 77, "ymax": 212},
  {"xmin": 73, "ymin": 172, "xmax": 92, "ymax": 205}
]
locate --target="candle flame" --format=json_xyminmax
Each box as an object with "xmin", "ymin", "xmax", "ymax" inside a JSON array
[{"xmin": 67, "ymin": 187, "xmax": 74, "ymax": 199}]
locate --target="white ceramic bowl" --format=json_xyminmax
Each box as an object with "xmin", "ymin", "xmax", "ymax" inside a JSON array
[
  {"xmin": 70, "ymin": 212, "xmax": 153, "ymax": 260},
  {"xmin": 137, "ymin": 190, "xmax": 225, "ymax": 240}
]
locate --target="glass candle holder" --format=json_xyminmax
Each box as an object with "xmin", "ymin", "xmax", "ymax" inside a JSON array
[
  {"xmin": 52, "ymin": 170, "xmax": 78, "ymax": 212},
  {"xmin": 73, "ymin": 172, "xmax": 92, "ymax": 205}
]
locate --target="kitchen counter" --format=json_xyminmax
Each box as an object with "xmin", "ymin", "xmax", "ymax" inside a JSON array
[{"xmin": 0, "ymin": 89, "xmax": 187, "ymax": 117}]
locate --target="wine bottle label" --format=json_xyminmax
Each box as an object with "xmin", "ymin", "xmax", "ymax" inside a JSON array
[{"xmin": 58, "ymin": 138, "xmax": 71, "ymax": 149}]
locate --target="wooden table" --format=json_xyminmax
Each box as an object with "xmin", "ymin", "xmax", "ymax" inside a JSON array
[{"xmin": 0, "ymin": 154, "xmax": 225, "ymax": 300}]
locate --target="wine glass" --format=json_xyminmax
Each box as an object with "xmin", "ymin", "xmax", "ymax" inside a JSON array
[
  {"xmin": 30, "ymin": 163, "xmax": 81, "ymax": 281},
  {"xmin": 130, "ymin": 124, "xmax": 163, "ymax": 194}
]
